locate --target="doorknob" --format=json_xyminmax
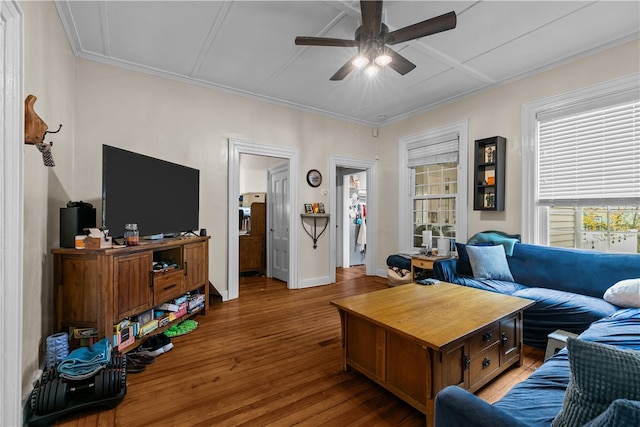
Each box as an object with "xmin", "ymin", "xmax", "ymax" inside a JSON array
[{"xmin": 270, "ymin": 228, "xmax": 274, "ymax": 232}]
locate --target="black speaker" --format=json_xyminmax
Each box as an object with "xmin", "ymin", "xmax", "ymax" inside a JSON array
[{"xmin": 60, "ymin": 207, "xmax": 96, "ymax": 248}]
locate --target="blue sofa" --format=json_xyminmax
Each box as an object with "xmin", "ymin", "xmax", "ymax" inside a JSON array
[
  {"xmin": 434, "ymin": 243, "xmax": 640, "ymax": 348},
  {"xmin": 434, "ymin": 308, "xmax": 640, "ymax": 426}
]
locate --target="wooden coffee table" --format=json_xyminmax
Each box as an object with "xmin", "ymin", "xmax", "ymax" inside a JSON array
[{"xmin": 331, "ymin": 282, "xmax": 534, "ymax": 426}]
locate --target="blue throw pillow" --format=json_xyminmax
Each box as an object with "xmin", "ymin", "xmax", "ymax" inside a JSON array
[
  {"xmin": 466, "ymin": 244, "xmax": 514, "ymax": 281},
  {"xmin": 455, "ymin": 242, "xmax": 494, "ymax": 276},
  {"xmin": 552, "ymin": 338, "xmax": 640, "ymax": 427}
]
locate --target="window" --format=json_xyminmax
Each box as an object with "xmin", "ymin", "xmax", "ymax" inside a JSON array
[
  {"xmin": 399, "ymin": 121, "xmax": 468, "ymax": 252},
  {"xmin": 412, "ymin": 163, "xmax": 458, "ymax": 247},
  {"xmin": 523, "ymin": 74, "xmax": 640, "ymax": 253}
]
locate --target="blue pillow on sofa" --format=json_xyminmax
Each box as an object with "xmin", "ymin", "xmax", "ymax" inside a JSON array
[
  {"xmin": 456, "ymin": 242, "xmax": 494, "ymax": 276},
  {"xmin": 466, "ymin": 244, "xmax": 514, "ymax": 281}
]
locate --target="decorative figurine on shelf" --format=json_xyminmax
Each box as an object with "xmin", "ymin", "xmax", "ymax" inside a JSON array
[
  {"xmin": 485, "ymin": 193, "xmax": 495, "ymax": 208},
  {"xmin": 485, "ymin": 146, "xmax": 495, "ymax": 163}
]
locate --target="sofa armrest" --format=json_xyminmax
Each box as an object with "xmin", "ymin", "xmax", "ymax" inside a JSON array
[
  {"xmin": 435, "ymin": 386, "xmax": 529, "ymax": 427},
  {"xmin": 433, "ymin": 259, "xmax": 462, "ymax": 283}
]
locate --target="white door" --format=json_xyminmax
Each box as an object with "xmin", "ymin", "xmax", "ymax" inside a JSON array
[{"xmin": 268, "ymin": 162, "xmax": 289, "ymax": 282}]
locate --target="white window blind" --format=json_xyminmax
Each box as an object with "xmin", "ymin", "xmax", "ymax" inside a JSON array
[
  {"xmin": 538, "ymin": 99, "xmax": 640, "ymax": 206},
  {"xmin": 408, "ymin": 132, "xmax": 459, "ymax": 167}
]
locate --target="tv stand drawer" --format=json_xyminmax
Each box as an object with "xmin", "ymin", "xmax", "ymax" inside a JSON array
[{"xmin": 153, "ymin": 269, "xmax": 184, "ymax": 304}]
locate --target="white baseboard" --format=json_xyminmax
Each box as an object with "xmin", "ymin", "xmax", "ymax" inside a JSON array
[{"xmin": 297, "ymin": 276, "xmax": 331, "ymax": 289}]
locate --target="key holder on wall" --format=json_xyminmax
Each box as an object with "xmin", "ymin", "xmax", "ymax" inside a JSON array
[{"xmin": 24, "ymin": 94, "xmax": 62, "ymax": 167}]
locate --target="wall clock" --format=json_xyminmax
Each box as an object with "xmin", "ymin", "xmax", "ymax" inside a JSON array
[{"xmin": 306, "ymin": 169, "xmax": 322, "ymax": 187}]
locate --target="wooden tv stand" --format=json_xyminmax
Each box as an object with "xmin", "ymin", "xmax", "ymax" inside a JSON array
[{"xmin": 52, "ymin": 236, "xmax": 210, "ymax": 348}]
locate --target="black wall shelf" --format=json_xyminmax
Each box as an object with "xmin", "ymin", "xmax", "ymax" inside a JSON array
[{"xmin": 473, "ymin": 136, "xmax": 506, "ymax": 211}]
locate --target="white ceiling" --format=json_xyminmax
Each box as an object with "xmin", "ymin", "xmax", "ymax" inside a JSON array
[{"xmin": 54, "ymin": 1, "xmax": 640, "ymax": 126}]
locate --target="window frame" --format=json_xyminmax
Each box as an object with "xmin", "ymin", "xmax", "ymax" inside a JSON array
[
  {"xmin": 399, "ymin": 121, "xmax": 468, "ymax": 252},
  {"xmin": 522, "ymin": 73, "xmax": 640, "ymax": 244}
]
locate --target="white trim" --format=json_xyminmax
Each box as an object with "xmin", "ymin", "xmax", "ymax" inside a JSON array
[
  {"xmin": 298, "ymin": 275, "xmax": 332, "ymax": 289},
  {"xmin": 521, "ymin": 73, "xmax": 640, "ymax": 244},
  {"xmin": 329, "ymin": 156, "xmax": 378, "ymax": 283},
  {"xmin": 228, "ymin": 139, "xmax": 299, "ymax": 299},
  {"xmin": 398, "ymin": 121, "xmax": 468, "ymax": 251},
  {"xmin": 1, "ymin": 2, "xmax": 23, "ymax": 426}
]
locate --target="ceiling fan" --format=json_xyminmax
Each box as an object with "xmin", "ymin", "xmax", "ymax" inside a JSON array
[{"xmin": 295, "ymin": 1, "xmax": 456, "ymax": 81}]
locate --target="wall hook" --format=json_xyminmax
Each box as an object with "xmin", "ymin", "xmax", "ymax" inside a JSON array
[
  {"xmin": 43, "ymin": 124, "xmax": 63, "ymax": 140},
  {"xmin": 24, "ymin": 95, "xmax": 61, "ymax": 167}
]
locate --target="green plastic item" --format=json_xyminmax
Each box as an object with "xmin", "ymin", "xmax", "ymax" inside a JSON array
[{"xmin": 164, "ymin": 319, "xmax": 198, "ymax": 337}]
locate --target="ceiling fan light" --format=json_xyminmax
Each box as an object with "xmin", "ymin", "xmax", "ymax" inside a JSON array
[
  {"xmin": 352, "ymin": 56, "xmax": 369, "ymax": 68},
  {"xmin": 364, "ymin": 64, "xmax": 379, "ymax": 77},
  {"xmin": 375, "ymin": 54, "xmax": 392, "ymax": 67}
]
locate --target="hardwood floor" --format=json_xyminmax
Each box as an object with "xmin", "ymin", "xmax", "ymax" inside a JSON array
[{"xmin": 53, "ymin": 267, "xmax": 543, "ymax": 426}]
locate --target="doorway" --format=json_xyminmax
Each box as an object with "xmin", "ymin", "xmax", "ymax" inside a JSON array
[
  {"xmin": 329, "ymin": 156, "xmax": 378, "ymax": 283},
  {"xmin": 336, "ymin": 168, "xmax": 368, "ymax": 268},
  {"xmin": 228, "ymin": 139, "xmax": 299, "ymax": 300}
]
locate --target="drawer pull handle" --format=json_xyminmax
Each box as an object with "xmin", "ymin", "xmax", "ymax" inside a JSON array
[
  {"xmin": 482, "ymin": 357, "xmax": 492, "ymax": 369},
  {"xmin": 482, "ymin": 332, "xmax": 492, "ymax": 342},
  {"xmin": 501, "ymin": 332, "xmax": 508, "ymax": 346},
  {"xmin": 463, "ymin": 354, "xmax": 471, "ymax": 370},
  {"xmin": 163, "ymin": 284, "xmax": 177, "ymax": 291}
]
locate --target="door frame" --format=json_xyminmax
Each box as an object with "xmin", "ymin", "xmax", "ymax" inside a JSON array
[
  {"xmin": 329, "ymin": 156, "xmax": 378, "ymax": 282},
  {"xmin": 228, "ymin": 139, "xmax": 299, "ymax": 299},
  {"xmin": 1, "ymin": 1, "xmax": 23, "ymax": 425}
]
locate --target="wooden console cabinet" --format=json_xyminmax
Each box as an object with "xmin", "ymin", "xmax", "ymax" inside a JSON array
[
  {"xmin": 52, "ymin": 236, "xmax": 209, "ymax": 346},
  {"xmin": 239, "ymin": 202, "xmax": 266, "ymax": 274}
]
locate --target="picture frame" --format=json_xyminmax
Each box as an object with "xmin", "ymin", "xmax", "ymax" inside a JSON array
[
  {"xmin": 304, "ymin": 203, "xmax": 313, "ymax": 214},
  {"xmin": 317, "ymin": 202, "xmax": 325, "ymax": 214}
]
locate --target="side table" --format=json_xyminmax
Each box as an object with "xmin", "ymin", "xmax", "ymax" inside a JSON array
[{"xmin": 411, "ymin": 255, "xmax": 449, "ymax": 281}]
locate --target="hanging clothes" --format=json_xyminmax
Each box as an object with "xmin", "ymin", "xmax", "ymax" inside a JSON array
[{"xmin": 357, "ymin": 218, "xmax": 366, "ymax": 253}]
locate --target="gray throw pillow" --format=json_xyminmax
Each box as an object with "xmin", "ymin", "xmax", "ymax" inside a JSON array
[
  {"xmin": 465, "ymin": 244, "xmax": 514, "ymax": 281},
  {"xmin": 583, "ymin": 399, "xmax": 640, "ymax": 427},
  {"xmin": 552, "ymin": 338, "xmax": 640, "ymax": 427}
]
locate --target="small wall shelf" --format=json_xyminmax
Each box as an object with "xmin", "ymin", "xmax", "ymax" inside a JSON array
[
  {"xmin": 300, "ymin": 214, "xmax": 330, "ymax": 249},
  {"xmin": 474, "ymin": 136, "xmax": 506, "ymax": 211}
]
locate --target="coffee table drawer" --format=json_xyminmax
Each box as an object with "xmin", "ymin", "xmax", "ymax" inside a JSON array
[
  {"xmin": 470, "ymin": 344, "xmax": 501, "ymax": 387},
  {"xmin": 470, "ymin": 322, "xmax": 500, "ymax": 354}
]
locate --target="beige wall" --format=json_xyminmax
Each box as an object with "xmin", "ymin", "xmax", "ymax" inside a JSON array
[
  {"xmin": 240, "ymin": 154, "xmax": 286, "ymax": 194},
  {"xmin": 20, "ymin": 0, "xmax": 639, "ymax": 404},
  {"xmin": 21, "ymin": 0, "xmax": 76, "ymax": 393},
  {"xmin": 375, "ymin": 39, "xmax": 640, "ymax": 271},
  {"xmin": 71, "ymin": 59, "xmax": 377, "ymax": 286}
]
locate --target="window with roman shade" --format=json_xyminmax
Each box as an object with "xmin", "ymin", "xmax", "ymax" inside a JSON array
[{"xmin": 408, "ymin": 132, "xmax": 459, "ymax": 248}]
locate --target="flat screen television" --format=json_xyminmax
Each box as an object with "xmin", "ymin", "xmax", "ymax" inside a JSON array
[{"xmin": 102, "ymin": 145, "xmax": 199, "ymax": 239}]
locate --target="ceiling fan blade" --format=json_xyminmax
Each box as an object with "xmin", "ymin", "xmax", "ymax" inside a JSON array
[
  {"xmin": 360, "ymin": 0, "xmax": 383, "ymax": 37},
  {"xmin": 385, "ymin": 11, "xmax": 456, "ymax": 45},
  {"xmin": 385, "ymin": 48, "xmax": 416, "ymax": 75},
  {"xmin": 295, "ymin": 36, "xmax": 357, "ymax": 47},
  {"xmin": 330, "ymin": 55, "xmax": 358, "ymax": 81}
]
